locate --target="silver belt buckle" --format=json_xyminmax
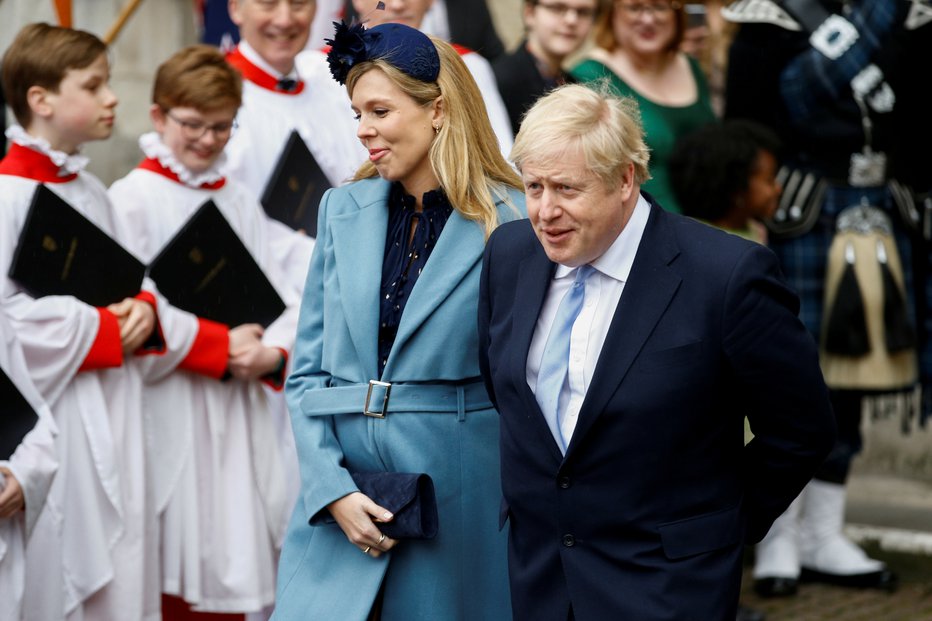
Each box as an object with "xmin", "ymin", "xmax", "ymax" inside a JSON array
[{"xmin": 364, "ymin": 380, "xmax": 391, "ymax": 418}]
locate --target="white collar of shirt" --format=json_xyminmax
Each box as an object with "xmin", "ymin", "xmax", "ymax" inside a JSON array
[
  {"xmin": 139, "ymin": 132, "xmax": 227, "ymax": 188},
  {"xmin": 238, "ymin": 40, "xmax": 301, "ymax": 82},
  {"xmin": 6, "ymin": 124, "xmax": 90, "ymax": 175},
  {"xmin": 552, "ymin": 193, "xmax": 651, "ymax": 282}
]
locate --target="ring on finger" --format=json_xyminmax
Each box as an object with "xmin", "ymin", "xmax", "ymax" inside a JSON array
[
  {"xmin": 363, "ymin": 545, "xmax": 371, "ymax": 554},
  {"xmin": 377, "ymin": 533, "xmax": 385, "ymax": 545}
]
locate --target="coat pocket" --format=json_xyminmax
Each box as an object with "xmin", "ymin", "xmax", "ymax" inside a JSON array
[{"xmin": 658, "ymin": 503, "xmax": 743, "ymax": 560}]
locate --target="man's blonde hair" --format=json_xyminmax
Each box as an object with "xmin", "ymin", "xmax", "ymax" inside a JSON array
[
  {"xmin": 511, "ymin": 82, "xmax": 651, "ymax": 190},
  {"xmin": 346, "ymin": 36, "xmax": 522, "ymax": 237}
]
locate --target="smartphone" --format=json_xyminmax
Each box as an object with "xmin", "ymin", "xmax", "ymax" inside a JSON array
[{"xmin": 685, "ymin": 3, "xmax": 707, "ymax": 29}]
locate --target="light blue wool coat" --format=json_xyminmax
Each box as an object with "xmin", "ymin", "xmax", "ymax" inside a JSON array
[{"xmin": 273, "ymin": 177, "xmax": 525, "ymax": 621}]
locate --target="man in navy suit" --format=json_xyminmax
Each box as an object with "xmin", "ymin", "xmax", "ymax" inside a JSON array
[{"xmin": 478, "ymin": 84, "xmax": 837, "ymax": 621}]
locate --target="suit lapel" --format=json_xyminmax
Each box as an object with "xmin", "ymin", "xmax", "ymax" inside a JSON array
[
  {"xmin": 330, "ymin": 179, "xmax": 390, "ymax": 380},
  {"xmin": 512, "ymin": 245, "xmax": 565, "ymax": 463},
  {"xmin": 564, "ymin": 205, "xmax": 682, "ymax": 459}
]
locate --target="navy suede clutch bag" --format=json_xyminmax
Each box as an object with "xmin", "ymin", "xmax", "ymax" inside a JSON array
[{"xmin": 352, "ymin": 472, "xmax": 438, "ymax": 540}]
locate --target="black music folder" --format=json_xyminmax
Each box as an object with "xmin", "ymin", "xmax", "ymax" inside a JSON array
[
  {"xmin": 147, "ymin": 200, "xmax": 286, "ymax": 328},
  {"xmin": 9, "ymin": 184, "xmax": 145, "ymax": 306},
  {"xmin": 260, "ymin": 129, "xmax": 329, "ymax": 237},
  {"xmin": 0, "ymin": 367, "xmax": 40, "ymax": 461}
]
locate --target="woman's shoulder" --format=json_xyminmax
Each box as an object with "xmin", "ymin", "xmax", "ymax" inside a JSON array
[
  {"xmin": 324, "ymin": 177, "xmax": 390, "ymax": 211},
  {"xmin": 571, "ymin": 53, "xmax": 633, "ymax": 95},
  {"xmin": 570, "ymin": 54, "xmax": 612, "ymax": 80}
]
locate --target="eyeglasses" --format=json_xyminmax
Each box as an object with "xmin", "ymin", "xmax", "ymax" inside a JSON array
[
  {"xmin": 536, "ymin": 1, "xmax": 598, "ymax": 21},
  {"xmin": 615, "ymin": 1, "xmax": 681, "ymax": 19},
  {"xmin": 166, "ymin": 111, "xmax": 236, "ymax": 141},
  {"xmin": 253, "ymin": 0, "xmax": 314, "ymax": 10}
]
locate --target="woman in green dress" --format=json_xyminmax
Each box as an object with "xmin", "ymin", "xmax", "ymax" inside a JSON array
[{"xmin": 572, "ymin": 0, "xmax": 715, "ymax": 213}]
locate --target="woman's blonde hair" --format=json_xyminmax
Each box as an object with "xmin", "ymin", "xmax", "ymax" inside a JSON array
[
  {"xmin": 345, "ymin": 36, "xmax": 522, "ymax": 237},
  {"xmin": 511, "ymin": 82, "xmax": 651, "ymax": 190}
]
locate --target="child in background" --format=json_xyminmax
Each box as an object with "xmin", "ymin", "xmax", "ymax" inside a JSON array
[
  {"xmin": 108, "ymin": 44, "xmax": 300, "ymax": 620},
  {"xmin": 0, "ymin": 309, "xmax": 58, "ymax": 621},
  {"xmin": 669, "ymin": 119, "xmax": 782, "ymax": 621},
  {"xmin": 0, "ymin": 23, "xmax": 162, "ymax": 621},
  {"xmin": 669, "ymin": 119, "xmax": 782, "ymax": 244}
]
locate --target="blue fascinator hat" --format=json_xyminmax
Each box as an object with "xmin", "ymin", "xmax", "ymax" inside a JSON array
[{"xmin": 326, "ymin": 21, "xmax": 441, "ymax": 85}]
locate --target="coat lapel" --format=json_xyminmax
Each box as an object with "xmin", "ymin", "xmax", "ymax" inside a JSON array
[
  {"xmin": 383, "ymin": 202, "xmax": 490, "ymax": 377},
  {"xmin": 512, "ymin": 245, "xmax": 565, "ymax": 464},
  {"xmin": 330, "ymin": 179, "xmax": 390, "ymax": 380},
  {"xmin": 564, "ymin": 205, "xmax": 682, "ymax": 459}
]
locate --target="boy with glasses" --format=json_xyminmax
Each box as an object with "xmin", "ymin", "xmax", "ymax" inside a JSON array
[
  {"xmin": 493, "ymin": 0, "xmax": 600, "ymax": 134},
  {"xmin": 108, "ymin": 44, "xmax": 302, "ymax": 620}
]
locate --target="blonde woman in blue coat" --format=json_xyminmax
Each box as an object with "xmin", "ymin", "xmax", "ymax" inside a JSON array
[{"xmin": 273, "ymin": 22, "xmax": 525, "ymax": 621}]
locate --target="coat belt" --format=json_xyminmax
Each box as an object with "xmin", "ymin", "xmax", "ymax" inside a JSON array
[{"xmin": 300, "ymin": 379, "xmax": 492, "ymax": 421}]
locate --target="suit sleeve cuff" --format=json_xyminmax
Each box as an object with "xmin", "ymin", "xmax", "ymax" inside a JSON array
[
  {"xmin": 179, "ymin": 318, "xmax": 230, "ymax": 379},
  {"xmin": 79, "ymin": 308, "xmax": 124, "ymax": 371},
  {"xmin": 133, "ymin": 291, "xmax": 166, "ymax": 355}
]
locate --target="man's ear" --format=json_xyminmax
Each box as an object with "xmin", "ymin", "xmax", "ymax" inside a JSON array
[
  {"xmin": 26, "ymin": 86, "xmax": 53, "ymax": 120},
  {"xmin": 522, "ymin": 1, "xmax": 536, "ymax": 29},
  {"xmin": 228, "ymin": 0, "xmax": 244, "ymax": 26},
  {"xmin": 618, "ymin": 162, "xmax": 637, "ymax": 201}
]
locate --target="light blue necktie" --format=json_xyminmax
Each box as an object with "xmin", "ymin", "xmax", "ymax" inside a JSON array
[{"xmin": 536, "ymin": 264, "xmax": 593, "ymax": 453}]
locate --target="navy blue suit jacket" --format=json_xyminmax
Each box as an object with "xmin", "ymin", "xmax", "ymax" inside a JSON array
[{"xmin": 478, "ymin": 198, "xmax": 835, "ymax": 621}]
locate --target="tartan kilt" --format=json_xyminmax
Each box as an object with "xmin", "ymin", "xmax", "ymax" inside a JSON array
[{"xmin": 767, "ymin": 183, "xmax": 932, "ymax": 401}]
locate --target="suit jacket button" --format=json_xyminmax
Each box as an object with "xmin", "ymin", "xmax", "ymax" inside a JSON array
[
  {"xmin": 562, "ymin": 534, "xmax": 575, "ymax": 547},
  {"xmin": 558, "ymin": 476, "xmax": 571, "ymax": 489}
]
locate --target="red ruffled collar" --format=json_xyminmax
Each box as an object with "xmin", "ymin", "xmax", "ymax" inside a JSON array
[{"xmin": 0, "ymin": 143, "xmax": 79, "ymax": 183}]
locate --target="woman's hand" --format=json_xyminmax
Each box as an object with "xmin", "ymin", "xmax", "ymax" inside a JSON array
[
  {"xmin": 107, "ymin": 297, "xmax": 156, "ymax": 353},
  {"xmin": 0, "ymin": 467, "xmax": 25, "ymax": 518},
  {"xmin": 327, "ymin": 492, "xmax": 398, "ymax": 558}
]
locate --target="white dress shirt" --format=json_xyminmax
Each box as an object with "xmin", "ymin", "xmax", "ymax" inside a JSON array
[{"xmin": 526, "ymin": 194, "xmax": 651, "ymax": 448}]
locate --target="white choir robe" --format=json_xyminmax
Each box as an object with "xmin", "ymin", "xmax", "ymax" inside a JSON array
[
  {"xmin": 458, "ymin": 48, "xmax": 515, "ymax": 160},
  {"xmin": 108, "ymin": 164, "xmax": 301, "ymax": 614},
  {"xmin": 0, "ymin": 311, "xmax": 58, "ymax": 621},
  {"xmin": 225, "ymin": 44, "xmax": 366, "ymax": 280},
  {"xmin": 0, "ymin": 169, "xmax": 158, "ymax": 621}
]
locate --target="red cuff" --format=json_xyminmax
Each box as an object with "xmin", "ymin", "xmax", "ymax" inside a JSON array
[
  {"xmin": 134, "ymin": 291, "xmax": 167, "ymax": 355},
  {"xmin": 79, "ymin": 309, "xmax": 124, "ymax": 371},
  {"xmin": 261, "ymin": 348, "xmax": 289, "ymax": 391},
  {"xmin": 179, "ymin": 318, "xmax": 230, "ymax": 379}
]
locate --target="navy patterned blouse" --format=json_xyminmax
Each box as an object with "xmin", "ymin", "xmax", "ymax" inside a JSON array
[{"xmin": 378, "ymin": 183, "xmax": 454, "ymax": 375}]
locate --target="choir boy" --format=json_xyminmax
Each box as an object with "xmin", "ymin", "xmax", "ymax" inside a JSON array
[{"xmin": 0, "ymin": 22, "xmax": 163, "ymax": 621}]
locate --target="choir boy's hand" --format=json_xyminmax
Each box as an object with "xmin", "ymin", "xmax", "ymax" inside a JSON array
[
  {"xmin": 0, "ymin": 467, "xmax": 25, "ymax": 518},
  {"xmin": 108, "ymin": 297, "xmax": 157, "ymax": 353},
  {"xmin": 227, "ymin": 324, "xmax": 281, "ymax": 380}
]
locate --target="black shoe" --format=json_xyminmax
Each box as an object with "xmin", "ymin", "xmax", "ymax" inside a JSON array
[
  {"xmin": 799, "ymin": 567, "xmax": 898, "ymax": 591},
  {"xmin": 753, "ymin": 576, "xmax": 798, "ymax": 598},
  {"xmin": 736, "ymin": 605, "xmax": 766, "ymax": 621}
]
